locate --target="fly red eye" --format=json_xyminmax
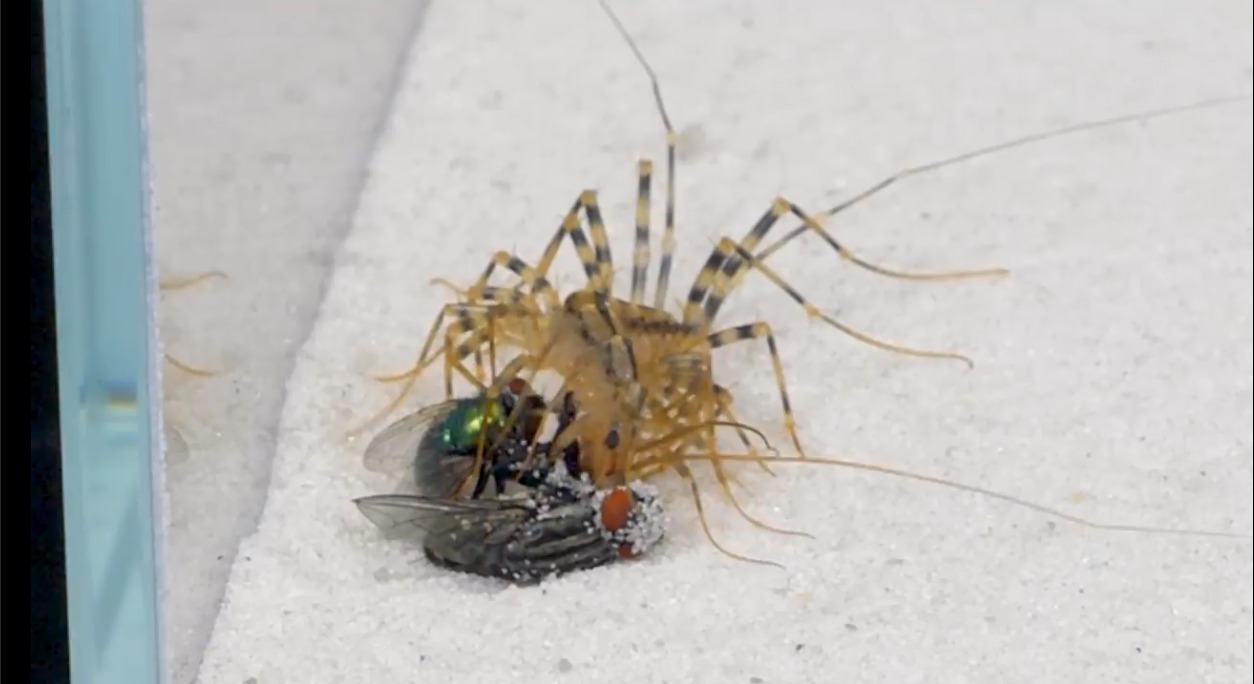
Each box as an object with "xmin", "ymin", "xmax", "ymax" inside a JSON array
[{"xmin": 599, "ymin": 486, "xmax": 633, "ymax": 533}]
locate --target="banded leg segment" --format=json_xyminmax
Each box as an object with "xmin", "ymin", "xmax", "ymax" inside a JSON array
[
  {"xmin": 464, "ymin": 251, "xmax": 562, "ymax": 311},
  {"xmin": 630, "ymin": 160, "xmax": 653, "ymax": 305},
  {"xmin": 708, "ymin": 322, "xmax": 805, "ymax": 456},
  {"xmin": 693, "ymin": 236, "xmax": 977, "ymax": 367},
  {"xmin": 531, "ymin": 191, "xmax": 616, "ymax": 295},
  {"xmin": 599, "ymin": 0, "xmax": 678, "ymax": 310},
  {"xmin": 688, "ymin": 198, "xmax": 1006, "ymax": 326},
  {"xmin": 350, "ymin": 299, "xmax": 540, "ymax": 437},
  {"xmin": 381, "ymin": 248, "xmax": 559, "ymax": 392},
  {"xmin": 653, "ymin": 127, "xmax": 678, "ymax": 310}
]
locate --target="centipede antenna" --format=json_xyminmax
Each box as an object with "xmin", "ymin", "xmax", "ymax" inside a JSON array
[
  {"xmin": 755, "ymin": 93, "xmax": 1254, "ymax": 262},
  {"xmin": 598, "ymin": 0, "xmax": 681, "ymax": 310},
  {"xmin": 598, "ymin": 0, "xmax": 674, "ymax": 134},
  {"xmin": 831, "ymin": 93, "xmax": 1253, "ymax": 217},
  {"xmin": 640, "ymin": 451, "xmax": 1252, "ymax": 541}
]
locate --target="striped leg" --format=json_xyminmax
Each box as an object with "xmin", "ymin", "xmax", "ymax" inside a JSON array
[
  {"xmin": 728, "ymin": 199, "xmax": 1006, "ymax": 310},
  {"xmin": 630, "ymin": 160, "xmax": 653, "ymax": 305},
  {"xmin": 686, "ymin": 198, "xmax": 1005, "ymax": 326},
  {"xmin": 688, "ymin": 235, "xmax": 976, "ymax": 367},
  {"xmin": 708, "ymin": 322, "xmax": 805, "ymax": 457},
  {"xmin": 351, "ymin": 296, "xmax": 539, "ymax": 437},
  {"xmin": 652, "ymin": 126, "xmax": 678, "ymax": 311},
  {"xmin": 530, "ymin": 191, "xmax": 616, "ymax": 295},
  {"xmin": 461, "ymin": 251, "xmax": 562, "ymax": 310},
  {"xmin": 433, "ymin": 251, "xmax": 561, "ymax": 378},
  {"xmin": 597, "ymin": 0, "xmax": 680, "ymax": 310}
]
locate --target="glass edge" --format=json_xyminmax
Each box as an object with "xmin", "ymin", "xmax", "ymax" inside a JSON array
[{"xmin": 43, "ymin": 0, "xmax": 164, "ymax": 682}]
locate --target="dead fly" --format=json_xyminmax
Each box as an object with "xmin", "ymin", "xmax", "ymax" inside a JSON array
[
  {"xmin": 354, "ymin": 462, "xmax": 666, "ymax": 584},
  {"xmin": 356, "ymin": 379, "xmax": 675, "ymax": 581},
  {"xmin": 362, "ymin": 377, "xmax": 583, "ymax": 500}
]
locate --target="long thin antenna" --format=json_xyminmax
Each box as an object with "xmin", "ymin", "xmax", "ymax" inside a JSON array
[
  {"xmin": 598, "ymin": 0, "xmax": 681, "ymax": 310},
  {"xmin": 754, "ymin": 93, "xmax": 1254, "ymax": 262},
  {"xmin": 598, "ymin": 0, "xmax": 673, "ymax": 134}
]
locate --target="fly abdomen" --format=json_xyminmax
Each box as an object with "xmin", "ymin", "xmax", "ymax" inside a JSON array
[{"xmin": 497, "ymin": 500, "xmax": 619, "ymax": 582}]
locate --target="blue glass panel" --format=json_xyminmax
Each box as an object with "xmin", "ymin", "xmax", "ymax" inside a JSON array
[{"xmin": 44, "ymin": 1, "xmax": 163, "ymax": 682}]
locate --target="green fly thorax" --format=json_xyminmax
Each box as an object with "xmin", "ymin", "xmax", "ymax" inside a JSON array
[{"xmin": 435, "ymin": 398, "xmax": 507, "ymax": 454}]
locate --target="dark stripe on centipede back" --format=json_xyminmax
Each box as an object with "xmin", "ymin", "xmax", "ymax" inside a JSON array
[{"xmin": 623, "ymin": 317, "xmax": 694, "ymax": 336}]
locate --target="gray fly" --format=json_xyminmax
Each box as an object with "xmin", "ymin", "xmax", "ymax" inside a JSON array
[{"xmin": 354, "ymin": 466, "xmax": 666, "ymax": 584}]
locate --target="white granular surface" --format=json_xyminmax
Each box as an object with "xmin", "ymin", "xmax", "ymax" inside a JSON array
[{"xmin": 195, "ymin": 1, "xmax": 1252, "ymax": 682}]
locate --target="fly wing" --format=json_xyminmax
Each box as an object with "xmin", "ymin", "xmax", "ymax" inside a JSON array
[
  {"xmin": 164, "ymin": 425, "xmax": 190, "ymax": 466},
  {"xmin": 361, "ymin": 400, "xmax": 460, "ymax": 481},
  {"xmin": 353, "ymin": 488, "xmax": 643, "ymax": 582},
  {"xmin": 352, "ymin": 493, "xmax": 530, "ymax": 543}
]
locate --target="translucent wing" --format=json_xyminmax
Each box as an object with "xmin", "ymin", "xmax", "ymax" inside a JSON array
[
  {"xmin": 353, "ymin": 494, "xmax": 530, "ymax": 544},
  {"xmin": 361, "ymin": 400, "xmax": 461, "ymax": 479},
  {"xmin": 353, "ymin": 492, "xmax": 612, "ymax": 581},
  {"xmin": 164, "ymin": 425, "xmax": 191, "ymax": 466},
  {"xmin": 354, "ymin": 482, "xmax": 667, "ymax": 582}
]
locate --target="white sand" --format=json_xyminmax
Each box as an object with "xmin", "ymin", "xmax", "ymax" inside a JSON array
[
  {"xmin": 144, "ymin": 3, "xmax": 427, "ymax": 681},
  {"xmin": 191, "ymin": 0, "xmax": 1252, "ymax": 681}
]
